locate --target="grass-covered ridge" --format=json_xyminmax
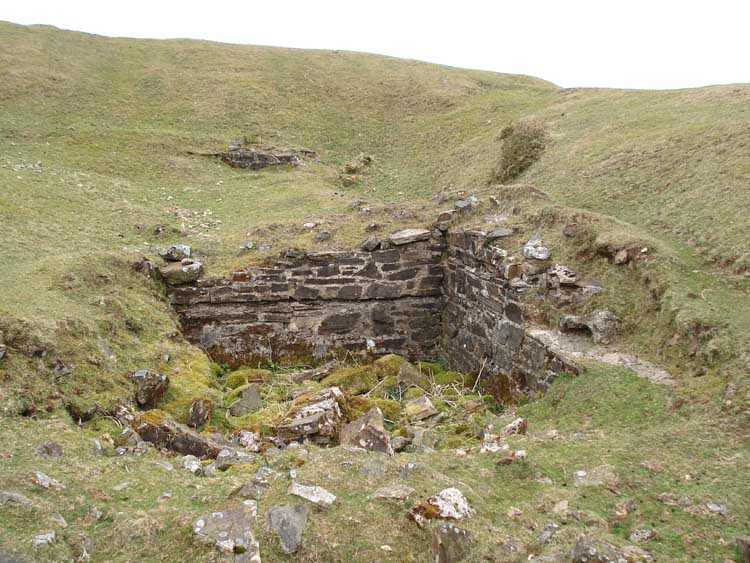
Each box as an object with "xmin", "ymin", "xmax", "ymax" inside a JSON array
[{"xmin": 1, "ymin": 20, "xmax": 750, "ymax": 562}]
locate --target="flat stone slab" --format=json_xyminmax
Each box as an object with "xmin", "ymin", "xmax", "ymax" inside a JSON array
[
  {"xmin": 389, "ymin": 229, "xmax": 431, "ymax": 245},
  {"xmin": 528, "ymin": 327, "xmax": 673, "ymax": 385},
  {"xmin": 287, "ymin": 482, "xmax": 336, "ymax": 507},
  {"xmin": 370, "ymin": 483, "xmax": 415, "ymax": 500}
]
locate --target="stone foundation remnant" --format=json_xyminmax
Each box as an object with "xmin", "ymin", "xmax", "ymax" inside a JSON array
[{"xmin": 167, "ymin": 226, "xmax": 583, "ymax": 401}]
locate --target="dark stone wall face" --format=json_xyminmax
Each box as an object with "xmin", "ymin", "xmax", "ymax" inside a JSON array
[
  {"xmin": 441, "ymin": 231, "xmax": 577, "ymax": 400},
  {"xmin": 168, "ymin": 231, "xmax": 576, "ymax": 400},
  {"xmin": 169, "ymin": 240, "xmax": 446, "ymax": 367}
]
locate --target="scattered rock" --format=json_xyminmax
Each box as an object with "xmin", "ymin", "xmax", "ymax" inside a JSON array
[
  {"xmin": 159, "ymin": 244, "xmax": 191, "ymax": 262},
  {"xmin": 389, "ymin": 228, "xmax": 431, "ymax": 246},
  {"xmin": 276, "ymin": 387, "xmax": 347, "ymax": 446},
  {"xmin": 159, "ymin": 260, "xmax": 203, "ymax": 285},
  {"xmin": 0, "ymin": 491, "xmax": 33, "ymax": 508},
  {"xmin": 361, "ymin": 236, "xmax": 382, "ymax": 252},
  {"xmin": 233, "ymin": 429, "xmax": 262, "ymax": 452},
  {"xmin": 502, "ymin": 417, "xmax": 528, "ymax": 436},
  {"xmin": 454, "ymin": 200, "xmax": 473, "ymax": 213},
  {"xmin": 33, "ymin": 441, "xmax": 64, "ymax": 459},
  {"xmin": 178, "ymin": 455, "xmax": 202, "ymax": 475},
  {"xmin": 287, "ymin": 482, "xmax": 336, "ymax": 508},
  {"xmin": 487, "ymin": 227, "xmax": 513, "ymax": 239},
  {"xmin": 214, "ymin": 142, "xmax": 312, "ymax": 170},
  {"xmin": 31, "ymin": 471, "xmax": 64, "ymax": 491},
  {"xmin": 112, "ymin": 481, "xmax": 129, "ymax": 492},
  {"xmin": 128, "ymin": 369, "xmax": 169, "ymax": 408},
  {"xmin": 188, "ymin": 398, "xmax": 212, "ymax": 428},
  {"xmin": 523, "ymin": 238, "xmax": 551, "ymax": 260},
  {"xmin": 573, "ymin": 465, "xmax": 618, "ymax": 488},
  {"xmin": 409, "ymin": 488, "xmax": 474, "ymax": 528},
  {"xmin": 340, "ymin": 408, "xmax": 393, "ymax": 454},
  {"xmin": 706, "ymin": 501, "xmax": 728, "ymax": 515},
  {"xmin": 435, "ymin": 210, "xmax": 455, "ymax": 231},
  {"xmin": 239, "ymin": 241, "xmax": 255, "ymax": 251},
  {"xmin": 230, "ymin": 384, "xmax": 264, "ymax": 418},
  {"xmin": 432, "ymin": 524, "xmax": 473, "ymax": 563},
  {"xmin": 268, "ymin": 504, "xmax": 308, "ymax": 554},
  {"xmin": 133, "ymin": 413, "xmax": 223, "ymax": 458},
  {"xmin": 404, "ymin": 396, "xmax": 438, "ymax": 421},
  {"xmin": 629, "ymin": 528, "xmax": 656, "ymax": 543},
  {"xmin": 479, "ymin": 434, "xmax": 509, "ymax": 454},
  {"xmin": 370, "ymin": 483, "xmax": 415, "ymax": 501},
  {"xmin": 560, "ymin": 310, "xmax": 620, "ymax": 345},
  {"xmin": 32, "ymin": 531, "xmax": 55, "ymax": 548},
  {"xmin": 571, "ymin": 535, "xmax": 627, "ymax": 563},
  {"xmin": 547, "ymin": 264, "xmax": 577, "ymax": 285},
  {"xmin": 315, "ymin": 230, "xmax": 332, "ymax": 242},
  {"xmin": 391, "ymin": 436, "xmax": 411, "ymax": 452},
  {"xmin": 406, "ymin": 426, "xmax": 438, "ymax": 452},
  {"xmin": 398, "ymin": 362, "xmax": 431, "ymax": 391},
  {"xmin": 537, "ymin": 523, "xmax": 559, "ymax": 544},
  {"xmin": 215, "ymin": 448, "xmax": 257, "ymax": 471},
  {"xmin": 258, "ymin": 244, "xmax": 271, "ymax": 252},
  {"xmin": 192, "ymin": 504, "xmax": 260, "ymax": 558},
  {"xmin": 614, "ymin": 249, "xmax": 630, "ymax": 265}
]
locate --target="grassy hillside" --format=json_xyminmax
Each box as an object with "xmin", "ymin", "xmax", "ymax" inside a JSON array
[{"xmin": 1, "ymin": 21, "xmax": 749, "ymax": 563}]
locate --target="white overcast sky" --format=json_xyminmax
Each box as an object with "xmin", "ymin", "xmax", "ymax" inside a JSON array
[{"xmin": 2, "ymin": 0, "xmax": 748, "ymax": 89}]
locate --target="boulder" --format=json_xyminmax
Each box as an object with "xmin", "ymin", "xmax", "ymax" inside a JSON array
[
  {"xmin": 132, "ymin": 412, "xmax": 223, "ymax": 458},
  {"xmin": 560, "ymin": 310, "xmax": 620, "ymax": 344},
  {"xmin": 276, "ymin": 387, "xmax": 347, "ymax": 446},
  {"xmin": 192, "ymin": 504, "xmax": 260, "ymax": 558},
  {"xmin": 523, "ymin": 238, "xmax": 551, "ymax": 260},
  {"xmin": 159, "ymin": 244, "xmax": 191, "ymax": 262},
  {"xmin": 269, "ymin": 504, "xmax": 308, "ymax": 554},
  {"xmin": 405, "ymin": 396, "xmax": 438, "ymax": 421},
  {"xmin": 340, "ymin": 408, "xmax": 393, "ymax": 455},
  {"xmin": 159, "ymin": 260, "xmax": 203, "ymax": 285},
  {"xmin": 188, "ymin": 398, "xmax": 212, "ymax": 428},
  {"xmin": 389, "ymin": 229, "xmax": 431, "ymax": 245},
  {"xmin": 361, "ymin": 236, "xmax": 382, "ymax": 252},
  {"xmin": 409, "ymin": 488, "xmax": 474, "ymax": 528},
  {"xmin": 432, "ymin": 524, "xmax": 473, "ymax": 563},
  {"xmin": 288, "ymin": 482, "xmax": 336, "ymax": 507},
  {"xmin": 128, "ymin": 369, "xmax": 169, "ymax": 408}
]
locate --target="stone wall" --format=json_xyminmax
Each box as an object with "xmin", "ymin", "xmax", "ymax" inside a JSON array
[
  {"xmin": 167, "ymin": 228, "xmax": 578, "ymax": 399},
  {"xmin": 168, "ymin": 240, "xmax": 445, "ymax": 367},
  {"xmin": 442, "ymin": 231, "xmax": 577, "ymax": 401}
]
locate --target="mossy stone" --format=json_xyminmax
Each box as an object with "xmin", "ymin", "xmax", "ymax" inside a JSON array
[
  {"xmin": 226, "ymin": 368, "xmax": 273, "ymax": 389},
  {"xmin": 321, "ymin": 365, "xmax": 379, "ymax": 395}
]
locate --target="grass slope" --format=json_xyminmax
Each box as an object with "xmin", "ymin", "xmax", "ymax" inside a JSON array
[{"xmin": 1, "ymin": 21, "xmax": 749, "ymax": 562}]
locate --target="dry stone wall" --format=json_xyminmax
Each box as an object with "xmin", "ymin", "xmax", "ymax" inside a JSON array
[
  {"xmin": 442, "ymin": 231, "xmax": 577, "ymax": 401},
  {"xmin": 167, "ymin": 228, "xmax": 578, "ymax": 399},
  {"xmin": 169, "ymin": 240, "xmax": 445, "ymax": 367}
]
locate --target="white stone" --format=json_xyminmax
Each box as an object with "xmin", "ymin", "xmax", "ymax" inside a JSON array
[{"xmin": 288, "ymin": 482, "xmax": 337, "ymax": 507}]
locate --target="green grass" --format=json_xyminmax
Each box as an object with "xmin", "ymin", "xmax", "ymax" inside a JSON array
[{"xmin": 1, "ymin": 20, "xmax": 750, "ymax": 562}]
